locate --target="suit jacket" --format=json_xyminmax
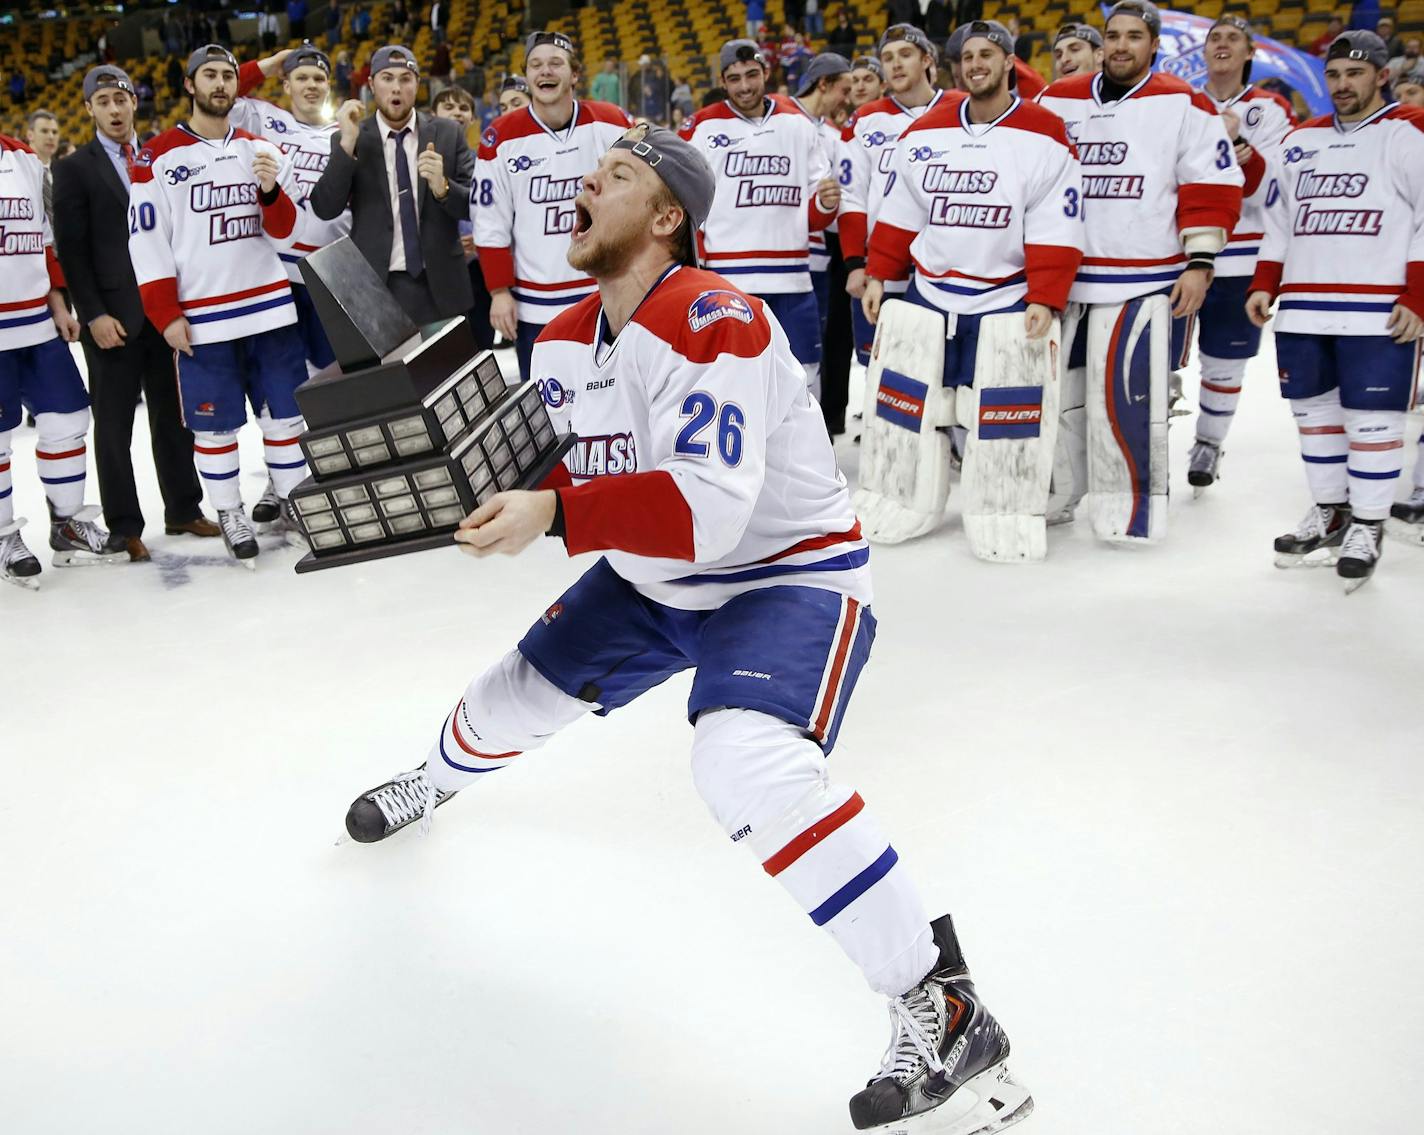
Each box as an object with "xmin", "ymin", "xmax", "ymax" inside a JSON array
[
  {"xmin": 52, "ymin": 135, "xmax": 148, "ymax": 337},
  {"xmin": 310, "ymin": 111, "xmax": 474, "ymax": 316}
]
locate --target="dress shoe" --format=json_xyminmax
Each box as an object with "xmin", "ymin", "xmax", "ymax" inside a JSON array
[
  {"xmin": 165, "ymin": 516, "xmax": 221, "ymax": 538},
  {"xmin": 103, "ymin": 533, "xmax": 151, "ymax": 562}
]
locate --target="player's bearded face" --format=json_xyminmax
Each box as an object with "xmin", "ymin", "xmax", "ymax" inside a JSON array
[
  {"xmin": 189, "ymin": 66, "xmax": 237, "ymax": 117},
  {"xmin": 567, "ymin": 154, "xmax": 660, "ymax": 276},
  {"xmin": 723, "ymin": 61, "xmax": 767, "ymax": 114},
  {"xmin": 1326, "ymin": 61, "xmax": 1383, "ymax": 117},
  {"xmin": 961, "ymin": 44, "xmax": 1009, "ymax": 98},
  {"xmin": 1103, "ymin": 20, "xmax": 1156, "ymax": 83},
  {"xmin": 372, "ymin": 68, "xmax": 418, "ymax": 122}
]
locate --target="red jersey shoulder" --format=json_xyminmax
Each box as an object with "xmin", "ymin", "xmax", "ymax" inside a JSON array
[
  {"xmin": 0, "ymin": 133, "xmax": 35, "ymax": 155},
  {"xmin": 232, "ymin": 127, "xmax": 265, "ymax": 144},
  {"xmin": 1040, "ymin": 73, "xmax": 1095, "ymax": 102},
  {"xmin": 581, "ymin": 100, "xmax": 635, "ymax": 129},
  {"xmin": 849, "ymin": 96, "xmax": 902, "ymax": 126},
  {"xmin": 481, "ymin": 107, "xmax": 547, "ymax": 154},
  {"xmin": 536, "ymin": 292, "xmax": 601, "ymax": 347},
  {"xmin": 1139, "ymin": 73, "xmax": 1197, "ymax": 100},
  {"xmin": 1003, "ymin": 98, "xmax": 1074, "ymax": 148},
  {"xmin": 634, "ymin": 268, "xmax": 771, "ymax": 362},
  {"xmin": 770, "ymin": 93, "xmax": 808, "ymax": 118},
  {"xmin": 685, "ymin": 102, "xmax": 740, "ymax": 133},
  {"xmin": 1293, "ymin": 114, "xmax": 1333, "ymax": 133},
  {"xmin": 1384, "ymin": 104, "xmax": 1424, "ymax": 136}
]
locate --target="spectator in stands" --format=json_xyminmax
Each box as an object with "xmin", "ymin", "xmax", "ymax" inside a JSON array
[
  {"xmin": 887, "ymin": 0, "xmax": 923, "ymax": 33},
  {"xmin": 430, "ymin": 42, "xmax": 453, "ymax": 98},
  {"xmin": 353, "ymin": 4, "xmax": 372, "ymax": 38},
  {"xmin": 334, "ymin": 50, "xmax": 353, "ymax": 99},
  {"xmin": 24, "ymin": 109, "xmax": 59, "ymax": 226},
  {"xmin": 830, "ymin": 11, "xmax": 860, "ymax": 59},
  {"xmin": 135, "ymin": 73, "xmax": 156, "ymax": 119},
  {"xmin": 433, "ymin": 86, "xmax": 492, "ymax": 350},
  {"xmin": 591, "ymin": 59, "xmax": 622, "ymax": 105},
  {"xmin": 325, "ymin": 0, "xmax": 343, "ymax": 51},
  {"xmin": 631, "ymin": 55, "xmax": 669, "ymax": 123},
  {"xmin": 781, "ymin": 31, "xmax": 813, "ymax": 91},
  {"xmin": 260, "ymin": 1, "xmax": 283, "ymax": 51},
  {"xmin": 1309, "ymin": 16, "xmax": 1344, "ymax": 57},
  {"xmin": 478, "ymin": 90, "xmax": 499, "ymax": 129},
  {"xmin": 848, "ymin": 55, "xmax": 884, "ymax": 108},
  {"xmin": 956, "ymin": 0, "xmax": 984, "ymax": 26},
  {"xmin": 456, "ymin": 57, "xmax": 487, "ymax": 100},
  {"xmin": 8, "ymin": 68, "xmax": 27, "ymax": 107},
  {"xmin": 925, "ymin": 0, "xmax": 952, "ymax": 52},
  {"xmin": 497, "ymin": 74, "xmax": 531, "ymax": 114},
  {"xmin": 352, "ymin": 58, "xmax": 372, "ymax": 106},
  {"xmin": 1377, "ymin": 17, "xmax": 1403, "ymax": 60},
  {"xmin": 166, "ymin": 55, "xmax": 184, "ymax": 103},
  {"xmin": 747, "ymin": 0, "xmax": 766, "ymax": 40},
  {"xmin": 670, "ymin": 75, "xmax": 694, "ymax": 118},
  {"xmin": 785, "ymin": 0, "xmax": 806, "ymax": 33},
  {"xmin": 431, "ymin": 1, "xmax": 447, "ymax": 46},
  {"xmin": 1396, "ymin": 77, "xmax": 1424, "ymax": 107},
  {"xmin": 1389, "ymin": 38, "xmax": 1424, "ymax": 84},
  {"xmin": 805, "ymin": 0, "xmax": 824, "ymax": 38},
  {"xmin": 289, "ymin": 0, "xmax": 311, "ymax": 37}
]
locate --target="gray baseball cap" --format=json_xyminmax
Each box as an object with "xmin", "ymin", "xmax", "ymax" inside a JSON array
[
  {"xmin": 957, "ymin": 19, "xmax": 1016, "ymax": 58},
  {"xmin": 1327, "ymin": 30, "xmax": 1389, "ymax": 69},
  {"xmin": 851, "ymin": 55, "xmax": 885, "ymax": 80},
  {"xmin": 283, "ymin": 41, "xmax": 331, "ymax": 75},
  {"xmin": 371, "ymin": 44, "xmax": 420, "ymax": 78},
  {"xmin": 1054, "ymin": 23, "xmax": 1103, "ymax": 49},
  {"xmin": 720, "ymin": 39, "xmax": 767, "ymax": 73},
  {"xmin": 83, "ymin": 64, "xmax": 135, "ymax": 101},
  {"xmin": 1105, "ymin": 1, "xmax": 1162, "ymax": 37},
  {"xmin": 525, "ymin": 30, "xmax": 577, "ymax": 60},
  {"xmin": 185, "ymin": 43, "xmax": 239, "ymax": 78},
  {"xmin": 795, "ymin": 52, "xmax": 851, "ymax": 97},
  {"xmin": 879, "ymin": 23, "xmax": 937, "ymax": 59},
  {"xmin": 609, "ymin": 124, "xmax": 715, "ymax": 233}
]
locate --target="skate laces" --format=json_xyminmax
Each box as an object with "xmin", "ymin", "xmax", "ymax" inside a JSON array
[
  {"xmin": 1342, "ymin": 521, "xmax": 1380, "ymax": 560},
  {"xmin": 62, "ymin": 505, "xmax": 108, "ymax": 552},
  {"xmin": 1294, "ymin": 505, "xmax": 1337, "ymax": 540},
  {"xmin": 374, "ymin": 768, "xmax": 442, "ymax": 834},
  {"xmin": 876, "ymin": 986, "xmax": 946, "ymax": 1085}
]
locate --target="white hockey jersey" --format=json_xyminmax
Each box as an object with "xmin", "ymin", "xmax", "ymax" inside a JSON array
[
  {"xmin": 532, "ymin": 265, "xmax": 869, "ymax": 611},
  {"xmin": 837, "ymin": 89, "xmax": 949, "ymax": 292},
  {"xmin": 475, "ymin": 100, "xmax": 633, "ymax": 326},
  {"xmin": 1252, "ymin": 103, "xmax": 1424, "ymax": 337},
  {"xmin": 128, "ymin": 124, "xmax": 298, "ymax": 344},
  {"xmin": 231, "ymin": 61, "xmax": 350, "ymax": 284},
  {"xmin": 868, "ymin": 93, "xmax": 1083, "ymax": 316},
  {"xmin": 677, "ymin": 96, "xmax": 833, "ymax": 295},
  {"xmin": 1201, "ymin": 84, "xmax": 1296, "ymax": 278},
  {"xmin": 797, "ymin": 104, "xmax": 843, "ymax": 274},
  {"xmin": 0, "ymin": 135, "xmax": 61, "ymax": 350},
  {"xmin": 1037, "ymin": 72, "xmax": 1243, "ymax": 304}
]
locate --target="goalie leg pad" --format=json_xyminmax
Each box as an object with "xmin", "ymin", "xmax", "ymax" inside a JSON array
[
  {"xmin": 852, "ymin": 298, "xmax": 955, "ymax": 544},
  {"xmin": 1048, "ymin": 304, "xmax": 1088, "ymax": 519},
  {"xmin": 958, "ymin": 311, "xmax": 1062, "ymax": 562},
  {"xmin": 1086, "ymin": 294, "xmax": 1171, "ymax": 543}
]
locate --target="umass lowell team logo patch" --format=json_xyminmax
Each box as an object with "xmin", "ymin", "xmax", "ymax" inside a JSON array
[{"xmin": 688, "ymin": 290, "xmax": 753, "ymax": 333}]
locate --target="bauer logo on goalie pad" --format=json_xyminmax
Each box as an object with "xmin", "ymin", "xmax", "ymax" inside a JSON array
[
  {"xmin": 978, "ymin": 386, "xmax": 1043, "ymax": 440},
  {"xmin": 874, "ymin": 369, "xmax": 928, "ymax": 432},
  {"xmin": 687, "ymin": 290, "xmax": 754, "ymax": 332}
]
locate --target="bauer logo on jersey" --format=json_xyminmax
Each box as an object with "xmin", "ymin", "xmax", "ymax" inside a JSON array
[
  {"xmin": 978, "ymin": 386, "xmax": 1043, "ymax": 440},
  {"xmin": 688, "ymin": 290, "xmax": 754, "ymax": 332}
]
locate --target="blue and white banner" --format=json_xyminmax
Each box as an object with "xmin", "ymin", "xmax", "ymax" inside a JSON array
[{"xmin": 1099, "ymin": 6, "xmax": 1332, "ymax": 113}]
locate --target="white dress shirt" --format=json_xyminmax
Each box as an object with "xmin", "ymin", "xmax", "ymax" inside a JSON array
[{"xmin": 377, "ymin": 111, "xmax": 420, "ymax": 273}]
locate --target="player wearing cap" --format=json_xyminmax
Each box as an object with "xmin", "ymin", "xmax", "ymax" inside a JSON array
[
  {"xmin": 128, "ymin": 43, "xmax": 309, "ymax": 567},
  {"xmin": 1052, "ymin": 23, "xmax": 1103, "ymax": 80},
  {"xmin": 0, "ymin": 128, "xmax": 122, "ymax": 587},
  {"xmin": 497, "ymin": 75, "xmax": 531, "ymax": 115},
  {"xmin": 475, "ymin": 31, "xmax": 632, "ymax": 383},
  {"xmin": 1247, "ymin": 31, "xmax": 1424, "ymax": 589},
  {"xmin": 1037, "ymin": 0, "xmax": 1242, "ymax": 543},
  {"xmin": 849, "ymin": 56, "xmax": 886, "ymax": 110},
  {"xmin": 1179, "ymin": 16, "xmax": 1297, "ymax": 492},
  {"xmin": 944, "ymin": 22, "xmax": 1047, "ymax": 99},
  {"xmin": 840, "ymin": 25, "xmax": 946, "ymax": 368},
  {"xmin": 793, "ymin": 53, "xmax": 854, "ymax": 430},
  {"xmin": 344, "ymin": 124, "xmax": 1034, "ymax": 1135},
  {"xmin": 678, "ymin": 39, "xmax": 840, "ymax": 398}
]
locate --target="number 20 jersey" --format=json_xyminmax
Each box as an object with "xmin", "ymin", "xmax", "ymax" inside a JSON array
[{"xmin": 474, "ymin": 100, "xmax": 633, "ymax": 326}]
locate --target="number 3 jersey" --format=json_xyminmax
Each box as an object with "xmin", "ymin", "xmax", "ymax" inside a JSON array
[
  {"xmin": 128, "ymin": 125, "xmax": 299, "ymax": 344},
  {"xmin": 532, "ymin": 265, "xmax": 869, "ymax": 611},
  {"xmin": 474, "ymin": 100, "xmax": 633, "ymax": 326},
  {"xmin": 1036, "ymin": 72, "xmax": 1243, "ymax": 305}
]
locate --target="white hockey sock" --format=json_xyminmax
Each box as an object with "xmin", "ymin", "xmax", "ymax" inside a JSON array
[
  {"xmin": 192, "ymin": 430, "xmax": 242, "ymax": 512},
  {"xmin": 1344, "ymin": 408, "xmax": 1405, "ymax": 521},
  {"xmin": 692, "ymin": 708, "xmax": 937, "ymax": 997},
  {"xmin": 257, "ymin": 412, "xmax": 309, "ymax": 499},
  {"xmin": 1195, "ymin": 353, "xmax": 1246, "ymax": 445},
  {"xmin": 34, "ymin": 410, "xmax": 91, "ymax": 519},
  {"xmin": 1290, "ymin": 392, "xmax": 1348, "ymax": 504},
  {"xmin": 425, "ymin": 649, "xmax": 591, "ymax": 793},
  {"xmin": 0, "ymin": 429, "xmax": 13, "ymax": 529}
]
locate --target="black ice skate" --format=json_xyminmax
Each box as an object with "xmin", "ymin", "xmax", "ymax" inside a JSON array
[
  {"xmin": 1273, "ymin": 503, "xmax": 1350, "ymax": 568},
  {"xmin": 1387, "ymin": 489, "xmax": 1424, "ymax": 547},
  {"xmin": 252, "ymin": 477, "xmax": 281, "ymax": 527},
  {"xmin": 1, "ymin": 518, "xmax": 42, "ymax": 590},
  {"xmin": 1337, "ymin": 519, "xmax": 1383, "ymax": 594},
  {"xmin": 849, "ymin": 915, "xmax": 1032, "ymax": 1135},
  {"xmin": 218, "ymin": 507, "xmax": 259, "ymax": 568},
  {"xmin": 49, "ymin": 506, "xmax": 125, "ymax": 567},
  {"xmin": 345, "ymin": 764, "xmax": 456, "ymax": 843},
  {"xmin": 1186, "ymin": 439, "xmax": 1222, "ymax": 495}
]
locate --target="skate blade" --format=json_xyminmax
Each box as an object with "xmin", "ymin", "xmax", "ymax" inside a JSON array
[
  {"xmin": 1341, "ymin": 574, "xmax": 1372, "ymax": 595},
  {"xmin": 51, "ymin": 550, "xmax": 127, "ymax": 567},
  {"xmin": 281, "ymin": 528, "xmax": 310, "ymax": 551},
  {"xmin": 1385, "ymin": 518, "xmax": 1424, "ymax": 547},
  {"xmin": 3, "ymin": 573, "xmax": 40, "ymax": 591},
  {"xmin": 1191, "ymin": 484, "xmax": 1207, "ymax": 500},
  {"xmin": 870, "ymin": 1064, "xmax": 1033, "ymax": 1135},
  {"xmin": 1273, "ymin": 549, "xmax": 1340, "ymax": 569}
]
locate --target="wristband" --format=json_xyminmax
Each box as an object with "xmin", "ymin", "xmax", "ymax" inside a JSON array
[
  {"xmin": 546, "ymin": 492, "xmax": 566, "ymax": 539},
  {"xmin": 844, "ymin": 256, "xmax": 866, "ymax": 271},
  {"xmin": 1186, "ymin": 251, "xmax": 1217, "ymax": 272}
]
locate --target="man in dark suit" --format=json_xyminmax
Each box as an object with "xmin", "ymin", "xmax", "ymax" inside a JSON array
[
  {"xmin": 51, "ymin": 65, "xmax": 218, "ymax": 562},
  {"xmin": 309, "ymin": 44, "xmax": 474, "ymax": 325}
]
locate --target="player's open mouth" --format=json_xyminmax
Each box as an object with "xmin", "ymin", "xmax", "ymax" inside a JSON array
[
  {"xmin": 571, "ymin": 201, "xmax": 593, "ymax": 240},
  {"xmin": 535, "ymin": 79, "xmax": 559, "ymax": 92}
]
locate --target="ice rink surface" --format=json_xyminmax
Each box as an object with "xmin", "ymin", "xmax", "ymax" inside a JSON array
[{"xmin": 4, "ymin": 336, "xmax": 1422, "ymax": 1135}]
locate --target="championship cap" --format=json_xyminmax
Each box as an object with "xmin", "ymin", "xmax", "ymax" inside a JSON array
[
  {"xmin": 370, "ymin": 45, "xmax": 420, "ymax": 78},
  {"xmin": 795, "ymin": 52, "xmax": 851, "ymax": 97},
  {"xmin": 1326, "ymin": 30, "xmax": 1389, "ymax": 69},
  {"xmin": 1054, "ymin": 23, "xmax": 1103, "ymax": 49},
  {"xmin": 83, "ymin": 64, "xmax": 135, "ymax": 101},
  {"xmin": 525, "ymin": 31, "xmax": 577, "ymax": 60},
  {"xmin": 500, "ymin": 74, "xmax": 530, "ymax": 94},
  {"xmin": 957, "ymin": 20, "xmax": 1016, "ymax": 57},
  {"xmin": 878, "ymin": 23, "xmax": 937, "ymax": 59},
  {"xmin": 719, "ymin": 39, "xmax": 767, "ymax": 73},
  {"xmin": 609, "ymin": 124, "xmax": 716, "ymax": 234},
  {"xmin": 1105, "ymin": 0, "xmax": 1162, "ymax": 37},
  {"xmin": 850, "ymin": 55, "xmax": 885, "ymax": 80},
  {"xmin": 185, "ymin": 43, "xmax": 239, "ymax": 78},
  {"xmin": 283, "ymin": 41, "xmax": 332, "ymax": 75}
]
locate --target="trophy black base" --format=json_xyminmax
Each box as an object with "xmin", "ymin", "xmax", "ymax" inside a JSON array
[{"xmin": 293, "ymin": 433, "xmax": 577, "ymax": 574}]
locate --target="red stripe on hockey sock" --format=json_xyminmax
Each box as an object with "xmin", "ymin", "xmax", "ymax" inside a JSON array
[
  {"xmin": 1200, "ymin": 380, "xmax": 1240, "ymax": 395},
  {"xmin": 0, "ymin": 462, "xmax": 10, "ymax": 474},
  {"xmin": 813, "ymin": 598, "xmax": 860, "ymax": 742},
  {"xmin": 193, "ymin": 442, "xmax": 239, "ymax": 455},
  {"xmin": 35, "ymin": 447, "xmax": 86, "ymax": 460},
  {"xmin": 450, "ymin": 702, "xmax": 520, "ymax": 760},
  {"xmin": 763, "ymin": 793, "xmax": 865, "ymax": 877},
  {"xmin": 1350, "ymin": 440, "xmax": 1403, "ymax": 451},
  {"xmin": 1299, "ymin": 426, "xmax": 1345, "ymax": 435},
  {"xmin": 263, "ymin": 435, "xmax": 302, "ymax": 446}
]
